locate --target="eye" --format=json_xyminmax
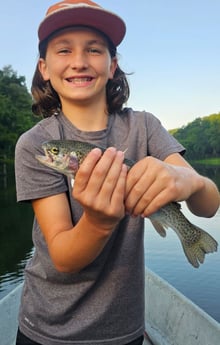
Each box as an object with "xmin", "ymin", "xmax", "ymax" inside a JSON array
[
  {"xmin": 50, "ymin": 147, "xmax": 59, "ymax": 155},
  {"xmin": 88, "ymin": 47, "xmax": 102, "ymax": 55},
  {"xmin": 57, "ymin": 48, "xmax": 72, "ymax": 55}
]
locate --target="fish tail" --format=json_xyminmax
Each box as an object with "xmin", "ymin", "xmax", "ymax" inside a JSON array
[{"xmin": 181, "ymin": 226, "xmax": 218, "ymax": 268}]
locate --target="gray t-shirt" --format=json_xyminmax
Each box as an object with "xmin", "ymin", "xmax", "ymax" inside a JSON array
[{"xmin": 15, "ymin": 108, "xmax": 184, "ymax": 345}]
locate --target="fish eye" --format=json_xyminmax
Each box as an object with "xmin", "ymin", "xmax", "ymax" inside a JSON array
[{"xmin": 50, "ymin": 147, "xmax": 59, "ymax": 155}]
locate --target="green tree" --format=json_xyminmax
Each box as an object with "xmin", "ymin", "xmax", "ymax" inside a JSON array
[
  {"xmin": 171, "ymin": 113, "xmax": 220, "ymax": 160},
  {"xmin": 0, "ymin": 65, "xmax": 37, "ymax": 160},
  {"xmin": 206, "ymin": 115, "xmax": 220, "ymax": 156}
]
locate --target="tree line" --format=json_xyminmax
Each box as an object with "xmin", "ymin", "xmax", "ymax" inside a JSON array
[
  {"xmin": 0, "ymin": 65, "xmax": 219, "ymax": 162},
  {"xmin": 0, "ymin": 66, "xmax": 37, "ymax": 163},
  {"xmin": 170, "ymin": 113, "xmax": 220, "ymax": 160}
]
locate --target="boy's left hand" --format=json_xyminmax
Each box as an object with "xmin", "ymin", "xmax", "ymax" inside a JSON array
[{"xmin": 124, "ymin": 156, "xmax": 196, "ymax": 217}]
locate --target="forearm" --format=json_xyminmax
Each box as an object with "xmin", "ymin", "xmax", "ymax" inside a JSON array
[
  {"xmin": 164, "ymin": 153, "xmax": 220, "ymax": 217},
  {"xmin": 49, "ymin": 213, "xmax": 115, "ymax": 273},
  {"xmin": 186, "ymin": 176, "xmax": 220, "ymax": 217}
]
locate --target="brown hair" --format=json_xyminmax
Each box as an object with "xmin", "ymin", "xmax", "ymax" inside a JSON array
[{"xmin": 31, "ymin": 31, "xmax": 130, "ymax": 117}]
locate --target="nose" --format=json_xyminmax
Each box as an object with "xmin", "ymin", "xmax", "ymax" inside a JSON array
[{"xmin": 70, "ymin": 51, "xmax": 89, "ymax": 70}]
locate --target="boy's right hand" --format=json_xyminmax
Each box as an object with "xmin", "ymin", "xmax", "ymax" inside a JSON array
[{"xmin": 73, "ymin": 147, "xmax": 127, "ymax": 231}]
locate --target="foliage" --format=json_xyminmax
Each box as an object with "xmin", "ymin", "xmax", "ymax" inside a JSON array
[
  {"xmin": 170, "ymin": 113, "xmax": 220, "ymax": 160},
  {"xmin": 0, "ymin": 66, "xmax": 38, "ymax": 161}
]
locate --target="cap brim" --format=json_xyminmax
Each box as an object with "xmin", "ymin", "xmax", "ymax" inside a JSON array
[{"xmin": 38, "ymin": 6, "xmax": 126, "ymax": 47}]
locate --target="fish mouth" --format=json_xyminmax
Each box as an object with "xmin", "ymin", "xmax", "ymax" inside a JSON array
[
  {"xmin": 35, "ymin": 154, "xmax": 53, "ymax": 165},
  {"xmin": 35, "ymin": 149, "xmax": 54, "ymax": 164}
]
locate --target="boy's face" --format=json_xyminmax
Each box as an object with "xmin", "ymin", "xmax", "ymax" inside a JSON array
[{"xmin": 38, "ymin": 26, "xmax": 117, "ymax": 109}]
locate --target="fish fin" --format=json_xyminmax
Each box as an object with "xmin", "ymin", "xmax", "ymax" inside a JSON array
[
  {"xmin": 150, "ymin": 219, "xmax": 167, "ymax": 237},
  {"xmin": 181, "ymin": 226, "xmax": 218, "ymax": 268}
]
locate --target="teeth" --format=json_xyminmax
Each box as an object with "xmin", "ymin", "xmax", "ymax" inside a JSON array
[{"xmin": 67, "ymin": 77, "xmax": 92, "ymax": 83}]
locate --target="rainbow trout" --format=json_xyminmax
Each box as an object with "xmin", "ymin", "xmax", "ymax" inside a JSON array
[{"xmin": 36, "ymin": 139, "xmax": 218, "ymax": 268}]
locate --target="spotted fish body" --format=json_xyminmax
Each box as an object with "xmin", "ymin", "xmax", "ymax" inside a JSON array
[{"xmin": 36, "ymin": 139, "xmax": 218, "ymax": 268}]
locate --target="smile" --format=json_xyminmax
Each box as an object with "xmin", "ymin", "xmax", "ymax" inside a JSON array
[{"xmin": 66, "ymin": 77, "xmax": 93, "ymax": 84}]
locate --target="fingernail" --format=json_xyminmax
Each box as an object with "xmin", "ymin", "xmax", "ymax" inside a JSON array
[
  {"xmin": 91, "ymin": 148, "xmax": 102, "ymax": 154},
  {"xmin": 117, "ymin": 150, "xmax": 125, "ymax": 159},
  {"xmin": 107, "ymin": 147, "xmax": 116, "ymax": 153}
]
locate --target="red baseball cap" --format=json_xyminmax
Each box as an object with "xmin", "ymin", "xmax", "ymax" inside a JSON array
[{"xmin": 38, "ymin": 0, "xmax": 126, "ymax": 47}]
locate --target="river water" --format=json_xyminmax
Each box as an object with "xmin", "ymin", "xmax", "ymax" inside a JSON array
[{"xmin": 0, "ymin": 163, "xmax": 220, "ymax": 322}]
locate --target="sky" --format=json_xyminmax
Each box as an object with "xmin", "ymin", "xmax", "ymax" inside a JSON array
[{"xmin": 0, "ymin": 0, "xmax": 219, "ymax": 129}]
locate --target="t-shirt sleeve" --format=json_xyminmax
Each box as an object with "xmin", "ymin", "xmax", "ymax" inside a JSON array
[
  {"xmin": 15, "ymin": 124, "xmax": 68, "ymax": 202},
  {"xmin": 145, "ymin": 112, "xmax": 185, "ymax": 160}
]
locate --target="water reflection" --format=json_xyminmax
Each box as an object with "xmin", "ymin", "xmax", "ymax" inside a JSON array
[
  {"xmin": 0, "ymin": 249, "xmax": 34, "ymax": 295},
  {"xmin": 192, "ymin": 162, "xmax": 220, "ymax": 187},
  {"xmin": 0, "ymin": 167, "xmax": 33, "ymax": 298}
]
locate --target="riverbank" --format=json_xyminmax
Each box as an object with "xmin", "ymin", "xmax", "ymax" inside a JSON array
[{"xmin": 192, "ymin": 158, "xmax": 220, "ymax": 165}]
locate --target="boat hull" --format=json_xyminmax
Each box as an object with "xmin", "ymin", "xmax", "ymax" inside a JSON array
[{"xmin": 145, "ymin": 269, "xmax": 220, "ymax": 345}]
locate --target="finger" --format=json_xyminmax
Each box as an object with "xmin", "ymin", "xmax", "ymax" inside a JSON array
[
  {"xmin": 125, "ymin": 170, "xmax": 155, "ymax": 214},
  {"xmin": 131, "ymin": 185, "xmax": 164, "ymax": 216},
  {"xmin": 74, "ymin": 147, "xmax": 121, "ymax": 201},
  {"xmin": 88, "ymin": 147, "xmax": 120, "ymax": 193},
  {"xmin": 110, "ymin": 164, "xmax": 127, "ymax": 209},
  {"xmin": 84, "ymin": 150, "xmax": 125, "ymax": 212},
  {"xmin": 140, "ymin": 188, "xmax": 172, "ymax": 217},
  {"xmin": 97, "ymin": 150, "xmax": 125, "ymax": 200},
  {"xmin": 73, "ymin": 148, "xmax": 102, "ymax": 194},
  {"xmin": 125, "ymin": 164, "xmax": 144, "ymax": 197}
]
